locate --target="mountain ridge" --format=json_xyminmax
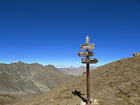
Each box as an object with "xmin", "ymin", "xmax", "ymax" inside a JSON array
[
  {"xmin": 15, "ymin": 56, "xmax": 140, "ymax": 105},
  {"xmin": 0, "ymin": 61, "xmax": 75, "ymax": 105}
]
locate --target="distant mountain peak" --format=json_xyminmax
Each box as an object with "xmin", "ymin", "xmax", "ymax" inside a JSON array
[
  {"xmin": 45, "ymin": 64, "xmax": 55, "ymax": 67},
  {"xmin": 17, "ymin": 61, "xmax": 24, "ymax": 63},
  {"xmin": 45, "ymin": 65, "xmax": 57, "ymax": 71}
]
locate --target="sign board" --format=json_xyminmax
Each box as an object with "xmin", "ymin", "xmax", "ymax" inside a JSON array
[
  {"xmin": 80, "ymin": 43, "xmax": 95, "ymax": 50},
  {"xmin": 78, "ymin": 51, "xmax": 93, "ymax": 57},
  {"xmin": 82, "ymin": 58, "xmax": 98, "ymax": 64}
]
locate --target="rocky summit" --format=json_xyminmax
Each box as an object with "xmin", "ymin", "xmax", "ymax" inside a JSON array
[{"xmin": 15, "ymin": 56, "xmax": 140, "ymax": 105}]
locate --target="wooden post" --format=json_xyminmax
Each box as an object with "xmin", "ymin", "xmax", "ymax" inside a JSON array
[
  {"xmin": 78, "ymin": 35, "xmax": 98, "ymax": 105},
  {"xmin": 86, "ymin": 49, "xmax": 90, "ymax": 104}
]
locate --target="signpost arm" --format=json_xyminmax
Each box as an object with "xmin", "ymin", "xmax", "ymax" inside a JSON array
[{"xmin": 86, "ymin": 49, "xmax": 90, "ymax": 104}]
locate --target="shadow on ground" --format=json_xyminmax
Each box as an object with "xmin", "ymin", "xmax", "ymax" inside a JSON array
[{"xmin": 72, "ymin": 90, "xmax": 87, "ymax": 103}]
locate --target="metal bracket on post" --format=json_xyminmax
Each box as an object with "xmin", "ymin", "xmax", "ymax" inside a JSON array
[{"xmin": 78, "ymin": 35, "xmax": 98, "ymax": 105}]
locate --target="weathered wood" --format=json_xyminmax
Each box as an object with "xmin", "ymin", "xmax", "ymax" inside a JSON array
[
  {"xmin": 78, "ymin": 35, "xmax": 99, "ymax": 104},
  {"xmin": 86, "ymin": 35, "xmax": 90, "ymax": 44},
  {"xmin": 80, "ymin": 43, "xmax": 95, "ymax": 50},
  {"xmin": 78, "ymin": 51, "xmax": 93, "ymax": 57},
  {"xmin": 82, "ymin": 58, "xmax": 98, "ymax": 64},
  {"xmin": 86, "ymin": 49, "xmax": 90, "ymax": 104}
]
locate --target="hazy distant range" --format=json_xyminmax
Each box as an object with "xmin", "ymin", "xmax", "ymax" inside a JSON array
[{"xmin": 58, "ymin": 66, "xmax": 98, "ymax": 76}]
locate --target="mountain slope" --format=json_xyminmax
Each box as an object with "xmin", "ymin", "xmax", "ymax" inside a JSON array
[
  {"xmin": 16, "ymin": 56, "xmax": 140, "ymax": 105},
  {"xmin": 0, "ymin": 62, "xmax": 74, "ymax": 105}
]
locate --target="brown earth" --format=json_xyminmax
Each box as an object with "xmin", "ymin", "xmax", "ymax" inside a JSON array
[{"xmin": 14, "ymin": 56, "xmax": 140, "ymax": 105}]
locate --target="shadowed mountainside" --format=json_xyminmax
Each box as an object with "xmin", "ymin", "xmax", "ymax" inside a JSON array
[
  {"xmin": 15, "ymin": 56, "xmax": 140, "ymax": 105},
  {"xmin": 0, "ymin": 61, "xmax": 74, "ymax": 105}
]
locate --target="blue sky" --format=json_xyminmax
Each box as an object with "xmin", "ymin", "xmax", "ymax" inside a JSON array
[{"xmin": 0, "ymin": 0, "xmax": 140, "ymax": 67}]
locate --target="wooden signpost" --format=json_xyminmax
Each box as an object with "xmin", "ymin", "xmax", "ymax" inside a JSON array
[
  {"xmin": 78, "ymin": 35, "xmax": 98, "ymax": 105},
  {"xmin": 78, "ymin": 51, "xmax": 94, "ymax": 57},
  {"xmin": 82, "ymin": 58, "xmax": 98, "ymax": 64},
  {"xmin": 80, "ymin": 43, "xmax": 95, "ymax": 50}
]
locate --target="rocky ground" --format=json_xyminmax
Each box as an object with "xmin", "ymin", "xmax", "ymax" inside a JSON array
[{"xmin": 13, "ymin": 56, "xmax": 140, "ymax": 105}]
